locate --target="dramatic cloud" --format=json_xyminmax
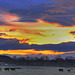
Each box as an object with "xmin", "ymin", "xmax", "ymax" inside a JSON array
[
  {"xmin": 0, "ymin": 38, "xmax": 75, "ymax": 55},
  {"xmin": 0, "ymin": 38, "xmax": 75, "ymax": 52},
  {"xmin": 0, "ymin": 0, "xmax": 75, "ymax": 56},
  {"xmin": 0, "ymin": 18, "xmax": 75, "ymax": 45},
  {"xmin": 9, "ymin": 2, "xmax": 75, "ymax": 26}
]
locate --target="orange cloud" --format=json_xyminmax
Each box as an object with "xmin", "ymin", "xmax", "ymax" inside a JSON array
[
  {"xmin": 0, "ymin": 13, "xmax": 75, "ymax": 45},
  {"xmin": 19, "ymin": 39, "xmax": 30, "ymax": 44},
  {"xmin": 4, "ymin": 14, "xmax": 20, "ymax": 22},
  {"xmin": 0, "ymin": 49, "xmax": 75, "ymax": 55},
  {"xmin": 0, "ymin": 11, "xmax": 20, "ymax": 25}
]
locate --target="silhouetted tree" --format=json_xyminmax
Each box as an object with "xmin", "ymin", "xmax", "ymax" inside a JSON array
[
  {"xmin": 34, "ymin": 57, "xmax": 39, "ymax": 60},
  {"xmin": 65, "ymin": 56, "xmax": 74, "ymax": 60}
]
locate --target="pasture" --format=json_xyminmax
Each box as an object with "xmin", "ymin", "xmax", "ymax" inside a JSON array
[{"xmin": 0, "ymin": 66, "xmax": 75, "ymax": 75}]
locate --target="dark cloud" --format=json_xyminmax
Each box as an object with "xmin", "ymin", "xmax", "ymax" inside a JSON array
[
  {"xmin": 9, "ymin": 2, "xmax": 75, "ymax": 26},
  {"xmin": 0, "ymin": 33, "xmax": 7, "ymax": 36},
  {"xmin": 43, "ymin": 16, "xmax": 75, "ymax": 26},
  {"xmin": 30, "ymin": 42, "xmax": 75, "ymax": 52},
  {"xmin": 70, "ymin": 31, "xmax": 75, "ymax": 35},
  {"xmin": 0, "ymin": 38, "xmax": 75, "ymax": 52},
  {"xmin": 9, "ymin": 5, "xmax": 47, "ymax": 22},
  {"xmin": 0, "ymin": 0, "xmax": 52, "ymax": 9},
  {"xmin": 0, "ymin": 38, "xmax": 30, "ymax": 50},
  {"xmin": 0, "ymin": 0, "xmax": 75, "ymax": 26},
  {"xmin": 17, "ymin": 19, "xmax": 38, "ymax": 22}
]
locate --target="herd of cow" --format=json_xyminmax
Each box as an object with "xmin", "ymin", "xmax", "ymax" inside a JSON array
[
  {"xmin": 0, "ymin": 67, "xmax": 73, "ymax": 72},
  {"xmin": 58, "ymin": 68, "xmax": 73, "ymax": 72},
  {"xmin": 0, "ymin": 68, "xmax": 21, "ymax": 71}
]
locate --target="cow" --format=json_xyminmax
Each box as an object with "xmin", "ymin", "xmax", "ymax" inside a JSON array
[
  {"xmin": 58, "ymin": 69, "xmax": 63, "ymax": 72},
  {"xmin": 10, "ymin": 68, "xmax": 15, "ymax": 71},
  {"xmin": 4, "ymin": 68, "xmax": 10, "ymax": 71},
  {"xmin": 67, "ymin": 69, "xmax": 71, "ymax": 72}
]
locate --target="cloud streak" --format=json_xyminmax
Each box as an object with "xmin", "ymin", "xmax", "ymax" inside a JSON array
[{"xmin": 1, "ymin": 49, "xmax": 75, "ymax": 55}]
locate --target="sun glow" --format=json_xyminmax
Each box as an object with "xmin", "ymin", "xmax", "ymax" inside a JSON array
[{"xmin": 0, "ymin": 12, "xmax": 75, "ymax": 45}]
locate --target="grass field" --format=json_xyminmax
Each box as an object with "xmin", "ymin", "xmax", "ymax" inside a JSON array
[{"xmin": 0, "ymin": 66, "xmax": 75, "ymax": 75}]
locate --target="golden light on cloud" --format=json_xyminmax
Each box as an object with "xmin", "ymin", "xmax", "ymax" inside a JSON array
[
  {"xmin": 4, "ymin": 14, "xmax": 20, "ymax": 22},
  {"xmin": 0, "ymin": 49, "xmax": 75, "ymax": 55},
  {"xmin": 0, "ymin": 12, "xmax": 75, "ymax": 45}
]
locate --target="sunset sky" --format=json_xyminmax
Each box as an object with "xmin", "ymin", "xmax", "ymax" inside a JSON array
[{"xmin": 0, "ymin": 0, "xmax": 75, "ymax": 57}]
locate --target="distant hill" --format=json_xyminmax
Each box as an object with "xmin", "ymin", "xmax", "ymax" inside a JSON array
[
  {"xmin": 0, "ymin": 55, "xmax": 14, "ymax": 64},
  {"xmin": 0, "ymin": 55, "xmax": 75, "ymax": 67}
]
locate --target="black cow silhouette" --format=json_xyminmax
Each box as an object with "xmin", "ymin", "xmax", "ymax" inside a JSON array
[
  {"xmin": 4, "ymin": 67, "xmax": 21, "ymax": 71},
  {"xmin": 67, "ymin": 68, "xmax": 74, "ymax": 72},
  {"xmin": 4, "ymin": 68, "xmax": 10, "ymax": 71},
  {"xmin": 58, "ymin": 69, "xmax": 63, "ymax": 72},
  {"xmin": 10, "ymin": 68, "xmax": 16, "ymax": 71},
  {"xmin": 67, "ymin": 69, "xmax": 71, "ymax": 72}
]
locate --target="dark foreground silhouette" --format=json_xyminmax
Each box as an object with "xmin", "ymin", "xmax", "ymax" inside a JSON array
[
  {"xmin": 58, "ymin": 69, "xmax": 63, "ymax": 72},
  {"xmin": 4, "ymin": 68, "xmax": 16, "ymax": 71},
  {"xmin": 0, "ymin": 55, "xmax": 75, "ymax": 67}
]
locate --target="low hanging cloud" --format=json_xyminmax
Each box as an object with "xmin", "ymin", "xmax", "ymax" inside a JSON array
[
  {"xmin": 0, "ymin": 38, "xmax": 75, "ymax": 52},
  {"xmin": 0, "ymin": 38, "xmax": 75, "ymax": 56}
]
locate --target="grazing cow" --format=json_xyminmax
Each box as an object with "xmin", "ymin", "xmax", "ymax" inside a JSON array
[
  {"xmin": 10, "ymin": 68, "xmax": 15, "ymax": 71},
  {"xmin": 67, "ymin": 69, "xmax": 71, "ymax": 72},
  {"xmin": 4, "ymin": 68, "xmax": 10, "ymax": 71},
  {"xmin": 67, "ymin": 68, "xmax": 73, "ymax": 72},
  {"xmin": 58, "ymin": 69, "xmax": 63, "ymax": 72}
]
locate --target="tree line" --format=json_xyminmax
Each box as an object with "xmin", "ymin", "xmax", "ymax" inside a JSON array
[{"xmin": 0, "ymin": 55, "xmax": 75, "ymax": 67}]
